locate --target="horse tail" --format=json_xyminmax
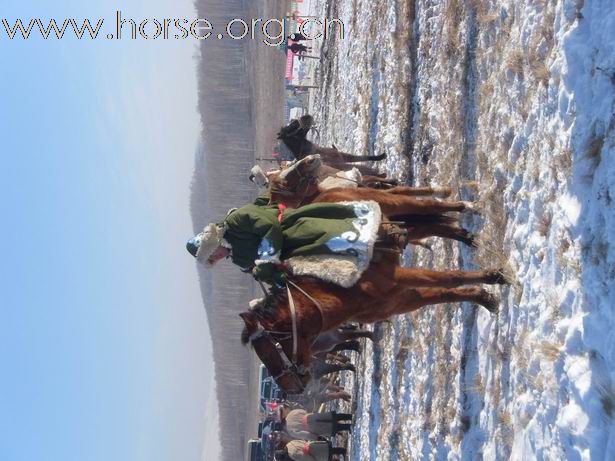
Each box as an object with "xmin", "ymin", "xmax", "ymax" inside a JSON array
[{"xmin": 337, "ymin": 152, "xmax": 387, "ymax": 163}]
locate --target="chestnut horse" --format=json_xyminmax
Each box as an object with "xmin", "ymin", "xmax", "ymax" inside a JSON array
[
  {"xmin": 269, "ymin": 155, "xmax": 476, "ymax": 247},
  {"xmin": 277, "ymin": 115, "xmax": 386, "ymax": 176},
  {"xmin": 240, "ymin": 253, "xmax": 507, "ymax": 393}
]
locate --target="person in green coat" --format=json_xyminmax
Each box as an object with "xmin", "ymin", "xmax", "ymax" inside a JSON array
[{"xmin": 186, "ymin": 200, "xmax": 382, "ymax": 287}]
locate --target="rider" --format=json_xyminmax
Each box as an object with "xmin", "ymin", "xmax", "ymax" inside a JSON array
[
  {"xmin": 275, "ymin": 440, "xmax": 346, "ymax": 461},
  {"xmin": 281, "ymin": 407, "xmax": 353, "ymax": 440},
  {"xmin": 186, "ymin": 200, "xmax": 381, "ymax": 286}
]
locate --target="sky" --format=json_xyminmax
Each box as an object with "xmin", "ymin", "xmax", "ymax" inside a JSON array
[{"xmin": 0, "ymin": 1, "xmax": 219, "ymax": 460}]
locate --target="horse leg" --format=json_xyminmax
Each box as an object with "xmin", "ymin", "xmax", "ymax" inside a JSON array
[
  {"xmin": 385, "ymin": 186, "xmax": 452, "ymax": 197},
  {"xmin": 407, "ymin": 223, "xmax": 476, "ymax": 247},
  {"xmin": 352, "ymin": 286, "xmax": 499, "ymax": 321},
  {"xmin": 360, "ymin": 175, "xmax": 399, "ymax": 188},
  {"xmin": 313, "ymin": 362, "xmax": 355, "ymax": 380},
  {"xmin": 314, "ymin": 188, "xmax": 472, "ymax": 214},
  {"xmin": 328, "ymin": 353, "xmax": 351, "ymax": 364},
  {"xmin": 353, "ymin": 164, "xmax": 386, "ymax": 177},
  {"xmin": 380, "ymin": 196, "xmax": 476, "ymax": 215},
  {"xmin": 393, "ymin": 267, "xmax": 507, "ymax": 287},
  {"xmin": 394, "ymin": 287, "xmax": 500, "ymax": 313},
  {"xmin": 324, "ymin": 161, "xmax": 386, "ymax": 177},
  {"xmin": 337, "ymin": 329, "xmax": 375, "ymax": 342},
  {"xmin": 329, "ymin": 340, "xmax": 361, "ymax": 353},
  {"xmin": 317, "ymin": 391, "xmax": 351, "ymax": 404}
]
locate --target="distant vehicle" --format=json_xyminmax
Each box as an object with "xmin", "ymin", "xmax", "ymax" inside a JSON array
[
  {"xmin": 260, "ymin": 422, "xmax": 276, "ymax": 460},
  {"xmin": 259, "ymin": 365, "xmax": 282, "ymax": 410},
  {"xmin": 246, "ymin": 439, "xmax": 264, "ymax": 461}
]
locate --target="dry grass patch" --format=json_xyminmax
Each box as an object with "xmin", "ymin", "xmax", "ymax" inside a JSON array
[
  {"xmin": 584, "ymin": 134, "xmax": 604, "ymax": 164},
  {"xmin": 530, "ymin": 55, "xmax": 550, "ymax": 86},
  {"xmin": 523, "ymin": 370, "xmax": 545, "ymax": 392},
  {"xmin": 554, "ymin": 148, "xmax": 573, "ymax": 174},
  {"xmin": 505, "ymin": 50, "xmax": 525, "ymax": 76},
  {"xmin": 442, "ymin": 0, "xmax": 464, "ymax": 58},
  {"xmin": 464, "ymin": 372, "xmax": 486, "ymax": 394},
  {"xmin": 478, "ymin": 11, "xmax": 500, "ymax": 25},
  {"xmin": 545, "ymin": 290, "xmax": 563, "ymax": 324},
  {"xmin": 537, "ymin": 211, "xmax": 553, "ymax": 237},
  {"xmin": 478, "ymin": 81, "xmax": 495, "ymax": 114},
  {"xmin": 538, "ymin": 341, "xmax": 562, "ymax": 362},
  {"xmin": 496, "ymin": 409, "xmax": 515, "ymax": 450}
]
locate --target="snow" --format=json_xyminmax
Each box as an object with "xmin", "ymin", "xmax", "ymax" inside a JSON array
[{"xmin": 305, "ymin": 0, "xmax": 615, "ymax": 459}]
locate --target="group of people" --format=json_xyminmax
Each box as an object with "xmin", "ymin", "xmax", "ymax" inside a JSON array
[
  {"xmin": 272, "ymin": 406, "xmax": 353, "ymax": 461},
  {"xmin": 287, "ymin": 32, "xmax": 313, "ymax": 59}
]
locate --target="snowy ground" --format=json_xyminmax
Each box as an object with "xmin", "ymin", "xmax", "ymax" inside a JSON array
[{"xmin": 306, "ymin": 0, "xmax": 615, "ymax": 459}]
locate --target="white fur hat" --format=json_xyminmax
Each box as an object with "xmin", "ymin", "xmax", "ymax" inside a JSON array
[{"xmin": 186, "ymin": 223, "xmax": 226, "ymax": 267}]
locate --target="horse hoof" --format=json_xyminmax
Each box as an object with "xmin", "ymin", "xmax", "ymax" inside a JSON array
[
  {"xmin": 486, "ymin": 270, "xmax": 510, "ymax": 285},
  {"xmin": 346, "ymin": 364, "xmax": 356, "ymax": 373},
  {"xmin": 373, "ymin": 153, "xmax": 387, "ymax": 161},
  {"xmin": 462, "ymin": 201, "xmax": 482, "ymax": 213},
  {"xmin": 479, "ymin": 291, "xmax": 500, "ymax": 313},
  {"xmin": 465, "ymin": 234, "xmax": 478, "ymax": 248}
]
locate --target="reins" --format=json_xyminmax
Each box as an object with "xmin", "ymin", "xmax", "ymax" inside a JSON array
[{"xmin": 249, "ymin": 278, "xmax": 326, "ymax": 393}]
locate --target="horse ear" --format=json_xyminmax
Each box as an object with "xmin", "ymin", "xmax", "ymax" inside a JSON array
[
  {"xmin": 239, "ymin": 312, "xmax": 255, "ymax": 346},
  {"xmin": 239, "ymin": 312, "xmax": 251, "ymax": 322}
]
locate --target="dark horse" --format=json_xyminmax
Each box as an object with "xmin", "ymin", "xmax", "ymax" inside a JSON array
[{"xmin": 277, "ymin": 115, "xmax": 386, "ymax": 176}]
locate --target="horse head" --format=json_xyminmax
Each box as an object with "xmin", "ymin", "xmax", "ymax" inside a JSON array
[
  {"xmin": 269, "ymin": 155, "xmax": 323, "ymax": 207},
  {"xmin": 239, "ymin": 309, "xmax": 312, "ymax": 394},
  {"xmin": 276, "ymin": 115, "xmax": 316, "ymax": 160}
]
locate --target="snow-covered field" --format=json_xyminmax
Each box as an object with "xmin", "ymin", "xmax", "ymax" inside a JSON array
[{"xmin": 306, "ymin": 0, "xmax": 615, "ymax": 459}]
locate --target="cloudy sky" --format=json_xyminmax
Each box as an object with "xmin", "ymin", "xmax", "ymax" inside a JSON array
[{"xmin": 0, "ymin": 1, "xmax": 218, "ymax": 460}]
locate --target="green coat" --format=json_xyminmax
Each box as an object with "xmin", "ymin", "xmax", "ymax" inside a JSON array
[{"xmin": 221, "ymin": 201, "xmax": 381, "ymax": 285}]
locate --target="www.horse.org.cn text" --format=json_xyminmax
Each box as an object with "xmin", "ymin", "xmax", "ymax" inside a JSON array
[{"xmin": 0, "ymin": 11, "xmax": 345, "ymax": 45}]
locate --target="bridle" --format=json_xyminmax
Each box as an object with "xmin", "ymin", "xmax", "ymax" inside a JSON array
[
  {"xmin": 249, "ymin": 321, "xmax": 309, "ymax": 393},
  {"xmin": 279, "ymin": 118, "xmax": 315, "ymax": 160},
  {"xmin": 248, "ymin": 280, "xmax": 325, "ymax": 393},
  {"xmin": 269, "ymin": 157, "xmax": 321, "ymax": 207}
]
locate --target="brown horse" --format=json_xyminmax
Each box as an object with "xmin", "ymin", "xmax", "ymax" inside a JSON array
[
  {"xmin": 268, "ymin": 155, "xmax": 476, "ymax": 247},
  {"xmin": 240, "ymin": 252, "xmax": 507, "ymax": 393},
  {"xmin": 277, "ymin": 115, "xmax": 386, "ymax": 176}
]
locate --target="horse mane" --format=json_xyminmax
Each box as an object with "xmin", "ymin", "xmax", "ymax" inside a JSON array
[
  {"xmin": 277, "ymin": 119, "xmax": 300, "ymax": 140},
  {"xmin": 268, "ymin": 175, "xmax": 290, "ymax": 196},
  {"xmin": 239, "ymin": 288, "xmax": 289, "ymax": 345},
  {"xmin": 240, "ymin": 324, "xmax": 252, "ymax": 346},
  {"xmin": 239, "ymin": 278, "xmax": 336, "ymax": 346}
]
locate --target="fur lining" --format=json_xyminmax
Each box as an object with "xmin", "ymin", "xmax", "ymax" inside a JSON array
[
  {"xmin": 318, "ymin": 167, "xmax": 362, "ymax": 190},
  {"xmin": 195, "ymin": 223, "xmax": 225, "ymax": 264},
  {"xmin": 286, "ymin": 254, "xmax": 363, "ymax": 288},
  {"xmin": 286, "ymin": 200, "xmax": 381, "ymax": 287}
]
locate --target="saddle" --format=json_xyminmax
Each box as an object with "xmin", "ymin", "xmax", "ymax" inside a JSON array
[{"xmin": 373, "ymin": 223, "xmax": 408, "ymax": 258}]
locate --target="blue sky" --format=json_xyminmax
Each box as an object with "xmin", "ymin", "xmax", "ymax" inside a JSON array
[{"xmin": 0, "ymin": 1, "xmax": 218, "ymax": 460}]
